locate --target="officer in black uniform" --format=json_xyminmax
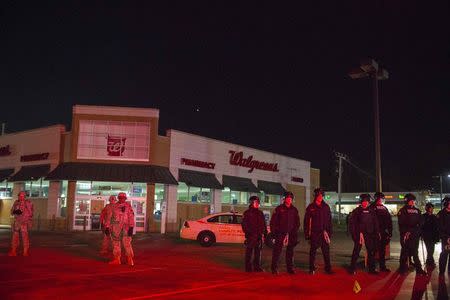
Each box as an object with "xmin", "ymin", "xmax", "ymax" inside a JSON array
[
  {"xmin": 371, "ymin": 192, "xmax": 393, "ymax": 272},
  {"xmin": 270, "ymin": 191, "xmax": 300, "ymax": 275},
  {"xmin": 397, "ymin": 193, "xmax": 427, "ymax": 275},
  {"xmin": 421, "ymin": 202, "xmax": 439, "ymax": 268},
  {"xmin": 349, "ymin": 194, "xmax": 379, "ymax": 275},
  {"xmin": 241, "ymin": 195, "xmax": 267, "ymax": 272},
  {"xmin": 437, "ymin": 196, "xmax": 450, "ymax": 276},
  {"xmin": 304, "ymin": 188, "xmax": 333, "ymax": 275}
]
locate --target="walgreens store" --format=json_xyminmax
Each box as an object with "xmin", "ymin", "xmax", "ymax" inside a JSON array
[
  {"xmin": 164, "ymin": 130, "xmax": 318, "ymax": 233},
  {"xmin": 0, "ymin": 105, "xmax": 319, "ymax": 233}
]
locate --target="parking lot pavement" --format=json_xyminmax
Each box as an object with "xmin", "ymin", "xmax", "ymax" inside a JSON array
[{"xmin": 0, "ymin": 230, "xmax": 448, "ymax": 299}]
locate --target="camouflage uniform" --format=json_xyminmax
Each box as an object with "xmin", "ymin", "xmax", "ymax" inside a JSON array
[
  {"xmin": 105, "ymin": 197, "xmax": 135, "ymax": 265},
  {"xmin": 99, "ymin": 201, "xmax": 115, "ymax": 255},
  {"xmin": 9, "ymin": 196, "xmax": 33, "ymax": 256}
]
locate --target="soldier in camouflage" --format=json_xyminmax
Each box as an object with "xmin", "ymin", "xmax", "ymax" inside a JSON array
[
  {"xmin": 8, "ymin": 191, "xmax": 33, "ymax": 256},
  {"xmin": 105, "ymin": 192, "xmax": 135, "ymax": 266},
  {"xmin": 99, "ymin": 195, "xmax": 117, "ymax": 256}
]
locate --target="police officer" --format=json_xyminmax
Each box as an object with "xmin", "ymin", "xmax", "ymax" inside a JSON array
[
  {"xmin": 270, "ymin": 191, "xmax": 300, "ymax": 275},
  {"xmin": 371, "ymin": 192, "xmax": 393, "ymax": 272},
  {"xmin": 304, "ymin": 188, "xmax": 333, "ymax": 275},
  {"xmin": 397, "ymin": 193, "xmax": 426, "ymax": 275},
  {"xmin": 241, "ymin": 195, "xmax": 267, "ymax": 272},
  {"xmin": 437, "ymin": 197, "xmax": 450, "ymax": 276},
  {"xmin": 105, "ymin": 192, "xmax": 135, "ymax": 266},
  {"xmin": 349, "ymin": 194, "xmax": 379, "ymax": 275},
  {"xmin": 421, "ymin": 202, "xmax": 439, "ymax": 268},
  {"xmin": 99, "ymin": 195, "xmax": 117, "ymax": 256},
  {"xmin": 8, "ymin": 191, "xmax": 33, "ymax": 256}
]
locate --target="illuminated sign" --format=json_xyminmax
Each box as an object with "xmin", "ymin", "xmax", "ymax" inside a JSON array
[
  {"xmin": 77, "ymin": 120, "xmax": 150, "ymax": 161},
  {"xmin": 385, "ymin": 195, "xmax": 393, "ymax": 199},
  {"xmin": 20, "ymin": 152, "xmax": 49, "ymax": 162},
  {"xmin": 228, "ymin": 150, "xmax": 279, "ymax": 173},
  {"xmin": 181, "ymin": 158, "xmax": 215, "ymax": 169},
  {"xmin": 291, "ymin": 176, "xmax": 304, "ymax": 183}
]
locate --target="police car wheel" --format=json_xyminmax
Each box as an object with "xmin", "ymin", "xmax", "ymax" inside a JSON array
[
  {"xmin": 265, "ymin": 232, "xmax": 275, "ymax": 248},
  {"xmin": 198, "ymin": 231, "xmax": 215, "ymax": 247}
]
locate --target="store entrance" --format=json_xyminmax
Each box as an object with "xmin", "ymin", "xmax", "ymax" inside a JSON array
[{"xmin": 73, "ymin": 181, "xmax": 148, "ymax": 232}]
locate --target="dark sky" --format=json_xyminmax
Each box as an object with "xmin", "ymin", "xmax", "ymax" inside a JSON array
[{"xmin": 1, "ymin": 1, "xmax": 449, "ymax": 192}]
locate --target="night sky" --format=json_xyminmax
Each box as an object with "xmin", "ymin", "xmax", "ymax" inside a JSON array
[{"xmin": 1, "ymin": 2, "xmax": 449, "ymax": 193}]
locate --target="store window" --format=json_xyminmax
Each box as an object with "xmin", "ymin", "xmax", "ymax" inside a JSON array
[
  {"xmin": 261, "ymin": 192, "xmax": 281, "ymax": 207},
  {"xmin": 59, "ymin": 181, "xmax": 68, "ymax": 217},
  {"xmin": 177, "ymin": 182, "xmax": 211, "ymax": 203},
  {"xmin": 0, "ymin": 181, "xmax": 12, "ymax": 199},
  {"xmin": 221, "ymin": 188, "xmax": 248, "ymax": 205},
  {"xmin": 25, "ymin": 179, "xmax": 49, "ymax": 198},
  {"xmin": 154, "ymin": 184, "xmax": 165, "ymax": 221},
  {"xmin": 75, "ymin": 181, "xmax": 148, "ymax": 198}
]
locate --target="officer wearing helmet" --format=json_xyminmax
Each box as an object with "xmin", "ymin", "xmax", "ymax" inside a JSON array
[
  {"xmin": 241, "ymin": 195, "xmax": 267, "ymax": 272},
  {"xmin": 370, "ymin": 192, "xmax": 393, "ymax": 272},
  {"xmin": 348, "ymin": 194, "xmax": 379, "ymax": 275},
  {"xmin": 99, "ymin": 195, "xmax": 117, "ymax": 256},
  {"xmin": 437, "ymin": 196, "xmax": 450, "ymax": 276},
  {"xmin": 104, "ymin": 192, "xmax": 135, "ymax": 266},
  {"xmin": 304, "ymin": 188, "xmax": 333, "ymax": 274},
  {"xmin": 397, "ymin": 193, "xmax": 426, "ymax": 275},
  {"xmin": 421, "ymin": 202, "xmax": 439, "ymax": 268},
  {"xmin": 270, "ymin": 191, "xmax": 300, "ymax": 275}
]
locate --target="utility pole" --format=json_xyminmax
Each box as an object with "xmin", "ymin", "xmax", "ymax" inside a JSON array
[
  {"xmin": 335, "ymin": 152, "xmax": 347, "ymax": 225},
  {"xmin": 349, "ymin": 59, "xmax": 388, "ymax": 193}
]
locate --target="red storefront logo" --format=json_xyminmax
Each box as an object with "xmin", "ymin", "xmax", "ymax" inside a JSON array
[
  {"xmin": 181, "ymin": 158, "xmax": 215, "ymax": 169},
  {"xmin": 228, "ymin": 150, "xmax": 279, "ymax": 173},
  {"xmin": 20, "ymin": 152, "xmax": 49, "ymax": 162},
  {"xmin": 107, "ymin": 136, "xmax": 126, "ymax": 156}
]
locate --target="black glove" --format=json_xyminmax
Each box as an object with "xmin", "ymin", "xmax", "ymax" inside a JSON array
[
  {"xmin": 127, "ymin": 227, "xmax": 134, "ymax": 236},
  {"xmin": 13, "ymin": 209, "xmax": 23, "ymax": 215},
  {"xmin": 104, "ymin": 228, "xmax": 110, "ymax": 235}
]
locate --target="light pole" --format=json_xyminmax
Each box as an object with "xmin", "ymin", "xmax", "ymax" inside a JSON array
[
  {"xmin": 349, "ymin": 59, "xmax": 388, "ymax": 193},
  {"xmin": 433, "ymin": 174, "xmax": 450, "ymax": 209},
  {"xmin": 335, "ymin": 151, "xmax": 348, "ymax": 225}
]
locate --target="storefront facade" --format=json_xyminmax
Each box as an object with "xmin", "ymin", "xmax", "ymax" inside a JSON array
[
  {"xmin": 0, "ymin": 105, "xmax": 320, "ymax": 233},
  {"xmin": 164, "ymin": 129, "xmax": 314, "ymax": 233},
  {"xmin": 325, "ymin": 191, "xmax": 431, "ymax": 216},
  {"xmin": 0, "ymin": 125, "xmax": 64, "ymax": 227}
]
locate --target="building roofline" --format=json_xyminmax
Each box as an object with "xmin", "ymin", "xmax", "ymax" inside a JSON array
[
  {"xmin": 167, "ymin": 128, "xmax": 311, "ymax": 165},
  {"xmin": 0, "ymin": 124, "xmax": 66, "ymax": 137},
  {"xmin": 73, "ymin": 105, "xmax": 159, "ymax": 118}
]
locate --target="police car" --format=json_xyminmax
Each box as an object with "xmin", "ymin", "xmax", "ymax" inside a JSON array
[{"xmin": 180, "ymin": 212, "xmax": 274, "ymax": 247}]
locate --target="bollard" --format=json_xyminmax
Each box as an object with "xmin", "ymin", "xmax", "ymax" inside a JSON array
[{"xmin": 83, "ymin": 215, "xmax": 87, "ymax": 232}]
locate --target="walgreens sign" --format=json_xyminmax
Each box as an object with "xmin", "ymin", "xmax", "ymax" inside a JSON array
[
  {"xmin": 77, "ymin": 120, "xmax": 150, "ymax": 161},
  {"xmin": 228, "ymin": 150, "xmax": 279, "ymax": 173}
]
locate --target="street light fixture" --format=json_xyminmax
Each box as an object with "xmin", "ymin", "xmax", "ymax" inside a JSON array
[
  {"xmin": 433, "ymin": 174, "xmax": 450, "ymax": 209},
  {"xmin": 349, "ymin": 59, "xmax": 389, "ymax": 193}
]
